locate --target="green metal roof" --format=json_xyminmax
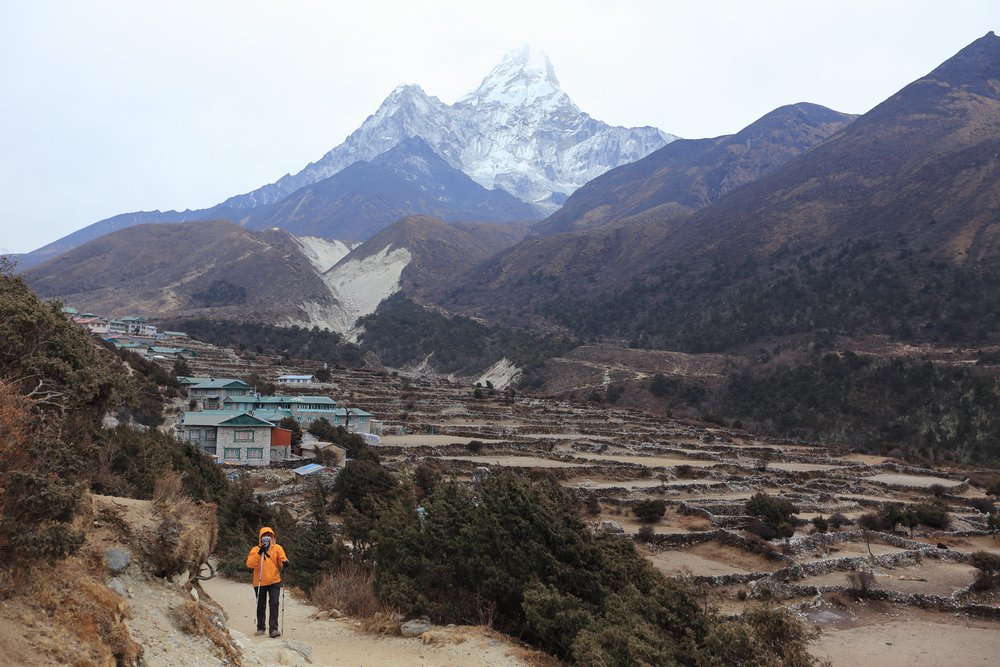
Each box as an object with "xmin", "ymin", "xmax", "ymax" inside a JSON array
[
  {"xmin": 188, "ymin": 378, "xmax": 251, "ymax": 390},
  {"xmin": 224, "ymin": 395, "xmax": 288, "ymax": 405},
  {"xmin": 220, "ymin": 413, "xmax": 275, "ymax": 426},
  {"xmin": 292, "ymin": 396, "xmax": 337, "ymax": 405},
  {"xmin": 247, "ymin": 409, "xmax": 295, "ymax": 422},
  {"xmin": 178, "ymin": 376, "xmax": 212, "ymax": 385},
  {"xmin": 183, "ymin": 411, "xmax": 278, "ymax": 427}
]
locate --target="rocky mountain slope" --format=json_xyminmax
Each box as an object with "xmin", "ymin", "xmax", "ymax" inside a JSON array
[
  {"xmin": 438, "ymin": 32, "xmax": 1000, "ymax": 351},
  {"xmin": 309, "ymin": 215, "xmax": 528, "ymax": 333},
  {"xmin": 534, "ymin": 102, "xmax": 856, "ymax": 236},
  {"xmin": 245, "ymin": 137, "xmax": 539, "ymax": 241},
  {"xmin": 335, "ymin": 214, "xmax": 527, "ymax": 300}
]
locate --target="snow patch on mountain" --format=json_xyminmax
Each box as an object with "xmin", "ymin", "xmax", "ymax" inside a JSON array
[
  {"xmin": 319, "ymin": 245, "xmax": 412, "ymax": 333},
  {"xmin": 222, "ymin": 47, "xmax": 676, "ymax": 212},
  {"xmin": 293, "ymin": 236, "xmax": 354, "ymax": 273},
  {"xmin": 475, "ymin": 358, "xmax": 522, "ymax": 390}
]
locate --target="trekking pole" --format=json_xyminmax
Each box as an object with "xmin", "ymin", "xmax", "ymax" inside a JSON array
[
  {"xmin": 254, "ymin": 550, "xmax": 264, "ymax": 630},
  {"xmin": 281, "ymin": 581, "xmax": 286, "ymax": 636}
]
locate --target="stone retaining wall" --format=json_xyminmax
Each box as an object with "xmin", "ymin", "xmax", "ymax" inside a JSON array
[
  {"xmin": 645, "ymin": 530, "xmax": 722, "ymax": 549},
  {"xmin": 755, "ymin": 582, "xmax": 1000, "ymax": 618},
  {"xmin": 692, "ymin": 572, "xmax": 768, "ymax": 586},
  {"xmin": 871, "ymin": 461, "xmax": 969, "ymax": 482}
]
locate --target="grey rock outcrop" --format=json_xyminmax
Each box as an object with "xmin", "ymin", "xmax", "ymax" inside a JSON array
[{"xmin": 105, "ymin": 548, "xmax": 131, "ymax": 575}]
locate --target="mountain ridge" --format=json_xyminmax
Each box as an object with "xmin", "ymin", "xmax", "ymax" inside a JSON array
[
  {"xmin": 16, "ymin": 47, "xmax": 673, "ymax": 269},
  {"xmin": 437, "ymin": 32, "xmax": 1000, "ymax": 351},
  {"xmin": 243, "ymin": 137, "xmax": 540, "ymax": 240}
]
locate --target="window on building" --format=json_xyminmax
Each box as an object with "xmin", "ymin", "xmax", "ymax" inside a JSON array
[
  {"xmin": 234, "ymin": 429, "xmax": 254, "ymax": 442},
  {"xmin": 223, "ymin": 447, "xmax": 241, "ymax": 460},
  {"xmin": 187, "ymin": 429, "xmax": 201, "ymax": 442},
  {"xmin": 205, "ymin": 429, "xmax": 217, "ymax": 442},
  {"xmin": 247, "ymin": 448, "xmax": 264, "ymax": 459}
]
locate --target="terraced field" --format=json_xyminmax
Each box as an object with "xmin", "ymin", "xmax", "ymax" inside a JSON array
[{"xmin": 177, "ymin": 338, "xmax": 1000, "ymax": 664}]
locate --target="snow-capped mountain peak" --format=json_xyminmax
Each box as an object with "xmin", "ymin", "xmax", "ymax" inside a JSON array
[
  {"xmin": 221, "ymin": 48, "xmax": 677, "ymax": 211},
  {"xmin": 460, "ymin": 46, "xmax": 566, "ymax": 109},
  {"xmin": 365, "ymin": 83, "xmax": 447, "ymax": 132}
]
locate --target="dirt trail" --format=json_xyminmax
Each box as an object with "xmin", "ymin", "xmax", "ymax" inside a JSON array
[{"xmin": 202, "ymin": 576, "xmax": 534, "ymax": 667}]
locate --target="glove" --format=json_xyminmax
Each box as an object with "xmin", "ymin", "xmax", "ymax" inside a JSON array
[
  {"xmin": 259, "ymin": 545, "xmax": 270, "ymax": 558},
  {"xmin": 282, "ymin": 560, "xmax": 290, "ymax": 569}
]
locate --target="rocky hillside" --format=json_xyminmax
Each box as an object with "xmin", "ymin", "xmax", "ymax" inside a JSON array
[
  {"xmin": 649, "ymin": 31, "xmax": 1000, "ymax": 268},
  {"xmin": 534, "ymin": 102, "xmax": 855, "ymax": 235},
  {"xmin": 333, "ymin": 214, "xmax": 528, "ymax": 301},
  {"xmin": 22, "ymin": 220, "xmax": 337, "ymax": 323}
]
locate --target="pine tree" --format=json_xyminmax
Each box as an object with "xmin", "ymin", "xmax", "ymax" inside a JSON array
[{"xmin": 291, "ymin": 481, "xmax": 342, "ymax": 593}]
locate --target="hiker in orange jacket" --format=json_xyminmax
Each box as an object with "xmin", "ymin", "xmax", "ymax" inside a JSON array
[{"xmin": 246, "ymin": 526, "xmax": 289, "ymax": 637}]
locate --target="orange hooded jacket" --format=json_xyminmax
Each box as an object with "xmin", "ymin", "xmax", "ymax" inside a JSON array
[{"xmin": 246, "ymin": 526, "xmax": 288, "ymax": 587}]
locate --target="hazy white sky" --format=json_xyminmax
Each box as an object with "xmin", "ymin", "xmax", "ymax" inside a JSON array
[{"xmin": 1, "ymin": 0, "xmax": 998, "ymax": 254}]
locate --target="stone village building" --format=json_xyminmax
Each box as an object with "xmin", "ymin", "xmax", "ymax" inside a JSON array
[
  {"xmin": 179, "ymin": 379, "xmax": 372, "ymax": 466},
  {"xmin": 181, "ymin": 412, "xmax": 292, "ymax": 465}
]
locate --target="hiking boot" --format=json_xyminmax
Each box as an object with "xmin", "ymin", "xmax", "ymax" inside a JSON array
[
  {"xmin": 254, "ymin": 629, "xmax": 265, "ymax": 636},
  {"xmin": 269, "ymin": 629, "xmax": 281, "ymax": 638}
]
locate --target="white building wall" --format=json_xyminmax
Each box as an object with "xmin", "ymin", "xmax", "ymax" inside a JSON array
[{"xmin": 217, "ymin": 425, "xmax": 272, "ymax": 466}]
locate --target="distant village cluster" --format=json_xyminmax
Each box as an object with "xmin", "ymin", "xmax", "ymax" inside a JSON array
[
  {"xmin": 63, "ymin": 307, "xmax": 195, "ymax": 360},
  {"xmin": 63, "ymin": 305, "xmax": 375, "ymax": 470}
]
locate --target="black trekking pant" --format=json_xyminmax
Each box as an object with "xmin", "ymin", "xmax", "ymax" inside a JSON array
[{"xmin": 255, "ymin": 582, "xmax": 281, "ymax": 632}]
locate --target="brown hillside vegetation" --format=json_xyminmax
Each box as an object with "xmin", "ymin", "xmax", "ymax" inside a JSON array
[
  {"xmin": 535, "ymin": 102, "xmax": 855, "ymax": 236},
  {"xmin": 655, "ymin": 32, "xmax": 1000, "ymax": 266},
  {"xmin": 22, "ymin": 220, "xmax": 336, "ymax": 322}
]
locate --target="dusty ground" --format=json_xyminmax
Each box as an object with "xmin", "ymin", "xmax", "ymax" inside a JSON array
[
  {"xmin": 380, "ymin": 434, "xmax": 503, "ymax": 446},
  {"xmin": 646, "ymin": 541, "xmax": 784, "ymax": 577},
  {"xmin": 798, "ymin": 561, "xmax": 979, "ymax": 597},
  {"xmin": 431, "ymin": 455, "xmax": 585, "ymax": 468},
  {"xmin": 865, "ymin": 473, "xmax": 965, "ymax": 488},
  {"xmin": 812, "ymin": 616, "xmax": 1000, "ymax": 666},
  {"xmin": 202, "ymin": 576, "xmax": 542, "ymax": 667}
]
